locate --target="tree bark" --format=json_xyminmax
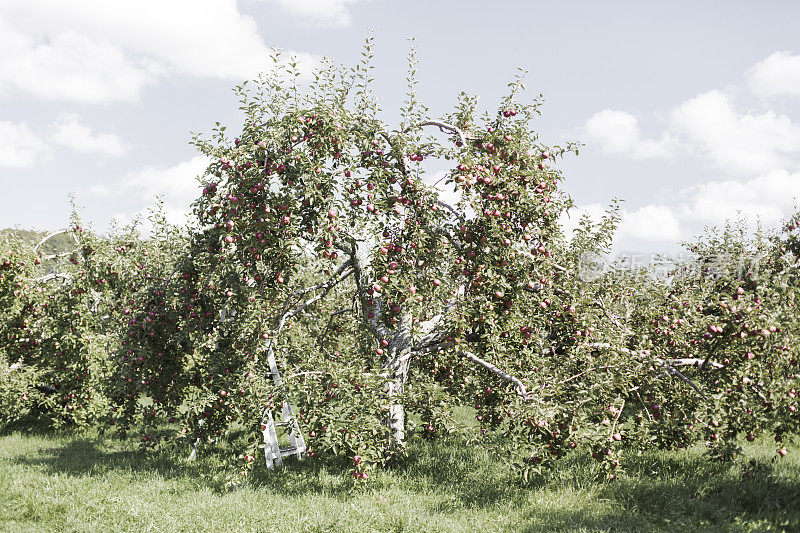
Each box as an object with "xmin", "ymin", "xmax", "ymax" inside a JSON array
[{"xmin": 382, "ymin": 314, "xmax": 414, "ymax": 447}]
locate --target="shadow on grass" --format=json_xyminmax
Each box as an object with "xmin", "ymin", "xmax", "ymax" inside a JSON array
[
  {"xmin": 9, "ymin": 435, "xmax": 214, "ymax": 483},
  {"xmin": 608, "ymin": 452, "xmax": 800, "ymax": 527},
  {"xmin": 511, "ymin": 451, "xmax": 800, "ymax": 532},
  {"xmin": 0, "ymin": 413, "xmax": 62, "ymax": 437},
  {"xmin": 7, "ymin": 429, "xmax": 350, "ymax": 495},
  {"xmin": 5, "ymin": 429, "xmax": 800, "ymax": 530}
]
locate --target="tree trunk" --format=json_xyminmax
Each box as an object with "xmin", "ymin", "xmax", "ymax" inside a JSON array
[{"xmin": 382, "ymin": 315, "xmax": 413, "ymax": 447}]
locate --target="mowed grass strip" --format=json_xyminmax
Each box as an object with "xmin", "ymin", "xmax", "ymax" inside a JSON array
[{"xmin": 0, "ymin": 428, "xmax": 798, "ymax": 532}]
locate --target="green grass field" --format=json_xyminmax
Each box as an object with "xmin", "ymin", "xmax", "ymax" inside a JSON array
[{"xmin": 0, "ymin": 425, "xmax": 798, "ymax": 532}]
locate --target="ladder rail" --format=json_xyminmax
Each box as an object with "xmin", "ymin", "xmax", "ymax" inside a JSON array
[{"xmin": 261, "ymin": 338, "xmax": 306, "ymax": 469}]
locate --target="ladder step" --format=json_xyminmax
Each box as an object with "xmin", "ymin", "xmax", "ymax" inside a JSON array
[
  {"xmin": 278, "ymin": 445, "xmax": 305, "ymax": 455},
  {"xmin": 264, "ymin": 446, "xmax": 306, "ymax": 459}
]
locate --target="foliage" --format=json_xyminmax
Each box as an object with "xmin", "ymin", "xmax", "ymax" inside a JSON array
[{"xmin": 0, "ymin": 43, "xmax": 797, "ymax": 484}]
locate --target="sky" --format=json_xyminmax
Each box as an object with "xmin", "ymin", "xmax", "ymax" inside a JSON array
[{"xmin": 2, "ymin": 0, "xmax": 800, "ymax": 257}]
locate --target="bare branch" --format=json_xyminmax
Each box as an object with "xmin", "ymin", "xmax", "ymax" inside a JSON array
[
  {"xmin": 592, "ymin": 298, "xmax": 633, "ymax": 335},
  {"xmin": 436, "ymin": 200, "xmax": 465, "ymax": 222},
  {"xmin": 318, "ymin": 307, "xmax": 355, "ymax": 346},
  {"xmin": 580, "ymin": 342, "xmax": 722, "ymax": 398},
  {"xmin": 403, "ymin": 119, "xmax": 470, "ymax": 147},
  {"xmin": 662, "ymin": 364, "xmax": 707, "ymax": 399},
  {"xmin": 463, "ymin": 351, "xmax": 530, "ymax": 401},
  {"xmin": 29, "ymin": 273, "xmax": 72, "ymax": 283},
  {"xmin": 416, "ymin": 287, "xmax": 463, "ymax": 337},
  {"xmin": 669, "ymin": 358, "xmax": 724, "ymax": 369},
  {"xmin": 411, "ymin": 339, "xmax": 453, "ymax": 355},
  {"xmin": 434, "ymin": 227, "xmax": 463, "ymax": 251},
  {"xmin": 283, "ymin": 370, "xmax": 328, "ymax": 381},
  {"xmin": 610, "ymin": 399, "xmax": 625, "ymax": 436},
  {"xmin": 376, "ymin": 130, "xmax": 413, "ymax": 175},
  {"xmin": 284, "ymin": 267, "xmax": 353, "ymax": 321},
  {"xmin": 287, "ymin": 259, "xmax": 353, "ymax": 298},
  {"xmin": 34, "ymin": 229, "xmax": 78, "ymax": 252},
  {"xmin": 560, "ymin": 364, "xmax": 620, "ymax": 384}
]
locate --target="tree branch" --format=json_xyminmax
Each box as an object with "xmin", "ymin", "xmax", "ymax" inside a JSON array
[
  {"xmin": 284, "ymin": 267, "xmax": 353, "ymax": 322},
  {"xmin": 463, "ymin": 351, "xmax": 530, "ymax": 401},
  {"xmin": 347, "ymin": 237, "xmax": 389, "ymax": 341},
  {"xmin": 560, "ymin": 364, "xmax": 620, "ymax": 384},
  {"xmin": 436, "ymin": 200, "xmax": 465, "ymax": 223},
  {"xmin": 318, "ymin": 307, "xmax": 355, "ymax": 346},
  {"xmin": 34, "ymin": 229, "xmax": 78, "ymax": 253},
  {"xmin": 402, "ymin": 119, "xmax": 470, "ymax": 147},
  {"xmin": 592, "ymin": 298, "xmax": 633, "ymax": 335},
  {"xmin": 580, "ymin": 342, "xmax": 722, "ymax": 398},
  {"xmin": 29, "ymin": 273, "xmax": 72, "ymax": 283},
  {"xmin": 287, "ymin": 259, "xmax": 353, "ymax": 298}
]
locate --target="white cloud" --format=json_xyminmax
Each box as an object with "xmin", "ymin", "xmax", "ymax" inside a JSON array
[
  {"xmin": 582, "ymin": 109, "xmax": 676, "ymax": 158},
  {"xmin": 91, "ymin": 155, "xmax": 210, "ymax": 205},
  {"xmin": 669, "ymin": 89, "xmax": 800, "ymax": 176},
  {"xmin": 561, "ymin": 203, "xmax": 681, "ymax": 243},
  {"xmin": 559, "ymin": 203, "xmax": 608, "ymax": 238},
  {"xmin": 91, "ymin": 156, "xmax": 210, "ymax": 233},
  {"xmin": 0, "ymin": 116, "xmax": 129, "ymax": 168},
  {"xmin": 619, "ymin": 204, "xmax": 681, "ymax": 241},
  {"xmin": 0, "ymin": 26, "xmax": 162, "ymax": 104},
  {"xmin": 0, "ymin": 121, "xmax": 48, "ymax": 168},
  {"xmin": 747, "ymin": 51, "xmax": 800, "ymax": 99},
  {"xmin": 50, "ymin": 114, "xmax": 129, "ymax": 157},
  {"xmin": 574, "ymin": 50, "xmax": 800, "ymax": 248},
  {"xmin": 110, "ymin": 204, "xmax": 195, "ymax": 234},
  {"xmin": 0, "ymin": 1, "xmax": 319, "ymax": 103},
  {"xmin": 677, "ymin": 168, "xmax": 800, "ymax": 228},
  {"xmin": 261, "ymin": 0, "xmax": 363, "ymax": 27}
]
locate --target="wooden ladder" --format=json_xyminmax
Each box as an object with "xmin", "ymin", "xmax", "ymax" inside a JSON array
[{"xmin": 262, "ymin": 342, "xmax": 306, "ymax": 469}]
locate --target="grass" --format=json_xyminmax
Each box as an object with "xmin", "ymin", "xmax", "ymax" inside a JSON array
[{"xmin": 0, "ymin": 423, "xmax": 798, "ymax": 532}]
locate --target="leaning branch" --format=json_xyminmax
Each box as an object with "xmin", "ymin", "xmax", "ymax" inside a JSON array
[
  {"xmin": 402, "ymin": 120, "xmax": 470, "ymax": 147},
  {"xmin": 592, "ymin": 299, "xmax": 633, "ymax": 335},
  {"xmin": 463, "ymin": 351, "xmax": 530, "ymax": 401},
  {"xmin": 283, "ymin": 266, "xmax": 353, "ymax": 322},
  {"xmin": 34, "ymin": 229, "xmax": 78, "ymax": 253},
  {"xmin": 287, "ymin": 259, "xmax": 353, "ymax": 298},
  {"xmin": 582, "ymin": 342, "xmax": 724, "ymax": 370},
  {"xmin": 580, "ymin": 342, "xmax": 723, "ymax": 398},
  {"xmin": 29, "ymin": 273, "xmax": 72, "ymax": 283},
  {"xmin": 318, "ymin": 307, "xmax": 355, "ymax": 346},
  {"xmin": 436, "ymin": 200, "xmax": 465, "ymax": 223}
]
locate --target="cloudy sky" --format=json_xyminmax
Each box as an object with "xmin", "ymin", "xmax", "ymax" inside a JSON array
[{"xmin": 2, "ymin": 0, "xmax": 800, "ymax": 254}]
